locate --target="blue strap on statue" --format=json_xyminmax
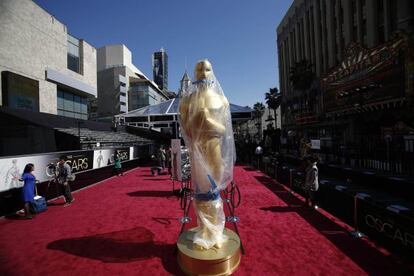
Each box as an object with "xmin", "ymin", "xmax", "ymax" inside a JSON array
[
  {"xmin": 194, "ymin": 174, "xmax": 220, "ymax": 201},
  {"xmin": 192, "ymin": 79, "xmax": 215, "ymax": 85}
]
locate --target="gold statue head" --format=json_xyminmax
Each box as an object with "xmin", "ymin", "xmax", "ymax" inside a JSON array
[{"xmin": 195, "ymin": 59, "xmax": 213, "ymax": 81}]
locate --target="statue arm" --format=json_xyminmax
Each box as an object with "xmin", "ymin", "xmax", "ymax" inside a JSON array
[
  {"xmin": 179, "ymin": 98, "xmax": 192, "ymax": 137},
  {"xmin": 204, "ymin": 95, "xmax": 229, "ymax": 135},
  {"xmin": 205, "ymin": 113, "xmax": 226, "ymax": 135}
]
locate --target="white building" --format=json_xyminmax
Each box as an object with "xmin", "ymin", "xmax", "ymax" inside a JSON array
[
  {"xmin": 95, "ymin": 45, "xmax": 168, "ymax": 120},
  {"xmin": 0, "ymin": 0, "xmax": 97, "ymax": 119}
]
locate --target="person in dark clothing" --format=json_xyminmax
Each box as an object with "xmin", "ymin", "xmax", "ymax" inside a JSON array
[
  {"xmin": 57, "ymin": 155, "xmax": 74, "ymax": 206},
  {"xmin": 150, "ymin": 154, "xmax": 162, "ymax": 176}
]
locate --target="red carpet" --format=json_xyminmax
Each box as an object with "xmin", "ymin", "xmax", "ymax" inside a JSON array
[{"xmin": 0, "ymin": 166, "xmax": 412, "ymax": 275}]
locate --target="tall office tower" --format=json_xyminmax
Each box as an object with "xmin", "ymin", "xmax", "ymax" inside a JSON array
[{"xmin": 152, "ymin": 48, "xmax": 168, "ymax": 91}]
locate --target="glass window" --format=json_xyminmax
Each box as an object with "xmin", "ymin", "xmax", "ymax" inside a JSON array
[
  {"xmin": 74, "ymin": 95, "xmax": 81, "ymax": 113},
  {"xmin": 57, "ymin": 89, "xmax": 88, "ymax": 119},
  {"xmin": 67, "ymin": 34, "xmax": 81, "ymax": 74},
  {"xmin": 81, "ymin": 98, "xmax": 87, "ymax": 113},
  {"xmin": 64, "ymin": 92, "xmax": 74, "ymax": 110},
  {"xmin": 67, "ymin": 43, "xmax": 79, "ymax": 57},
  {"xmin": 67, "ymin": 54, "xmax": 80, "ymax": 73},
  {"xmin": 57, "ymin": 91, "xmax": 64, "ymax": 109},
  {"xmin": 63, "ymin": 110, "xmax": 71, "ymax": 118}
]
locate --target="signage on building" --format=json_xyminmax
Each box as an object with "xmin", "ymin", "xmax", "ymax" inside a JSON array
[
  {"xmin": 295, "ymin": 112, "xmax": 317, "ymax": 125},
  {"xmin": 0, "ymin": 147, "xmax": 137, "ymax": 192},
  {"xmin": 321, "ymin": 33, "xmax": 409, "ymax": 112},
  {"xmin": 310, "ymin": 140, "xmax": 321, "ymax": 150}
]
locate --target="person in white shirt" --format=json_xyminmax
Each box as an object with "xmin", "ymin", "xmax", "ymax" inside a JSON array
[
  {"xmin": 304, "ymin": 155, "xmax": 319, "ymax": 208},
  {"xmin": 255, "ymin": 145, "xmax": 263, "ymax": 155}
]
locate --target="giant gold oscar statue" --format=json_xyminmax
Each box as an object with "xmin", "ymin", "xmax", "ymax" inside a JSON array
[{"xmin": 177, "ymin": 60, "xmax": 241, "ymax": 275}]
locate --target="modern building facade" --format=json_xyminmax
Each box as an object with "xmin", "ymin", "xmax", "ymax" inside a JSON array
[
  {"xmin": 277, "ymin": 0, "xmax": 414, "ymax": 175},
  {"xmin": 129, "ymin": 78, "xmax": 167, "ymax": 110},
  {"xmin": 0, "ymin": 0, "xmax": 97, "ymax": 119},
  {"xmin": 152, "ymin": 48, "xmax": 168, "ymax": 91},
  {"xmin": 95, "ymin": 45, "xmax": 168, "ymax": 121}
]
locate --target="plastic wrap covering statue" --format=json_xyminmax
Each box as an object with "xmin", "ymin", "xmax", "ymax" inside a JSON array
[
  {"xmin": 181, "ymin": 147, "xmax": 191, "ymax": 181},
  {"xmin": 179, "ymin": 60, "xmax": 236, "ymax": 250}
]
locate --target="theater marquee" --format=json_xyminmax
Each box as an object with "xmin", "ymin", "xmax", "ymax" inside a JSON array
[{"xmin": 321, "ymin": 33, "xmax": 412, "ymax": 113}]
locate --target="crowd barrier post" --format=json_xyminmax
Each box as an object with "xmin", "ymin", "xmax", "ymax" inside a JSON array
[
  {"xmin": 224, "ymin": 181, "xmax": 245, "ymax": 254},
  {"xmin": 179, "ymin": 179, "xmax": 192, "ymax": 225},
  {"xmin": 175, "ymin": 179, "xmax": 193, "ymax": 255},
  {"xmin": 350, "ymin": 192, "xmax": 369, "ymax": 238},
  {"xmin": 289, "ymin": 168, "xmax": 295, "ymax": 195},
  {"xmin": 274, "ymin": 161, "xmax": 278, "ymax": 181}
]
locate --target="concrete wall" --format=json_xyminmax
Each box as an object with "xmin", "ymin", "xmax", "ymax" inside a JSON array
[
  {"xmin": 97, "ymin": 67, "xmax": 125, "ymax": 117},
  {"xmin": 97, "ymin": 44, "xmax": 145, "ymax": 77},
  {"xmin": 0, "ymin": 0, "xmax": 96, "ymax": 114},
  {"xmin": 97, "ymin": 45, "xmax": 125, "ymax": 71}
]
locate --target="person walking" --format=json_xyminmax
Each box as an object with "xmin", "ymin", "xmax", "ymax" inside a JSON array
[
  {"xmin": 160, "ymin": 147, "xmax": 166, "ymax": 169},
  {"xmin": 57, "ymin": 155, "xmax": 75, "ymax": 206},
  {"xmin": 20, "ymin": 163, "xmax": 36, "ymax": 219},
  {"xmin": 114, "ymin": 150, "xmax": 123, "ymax": 176},
  {"xmin": 304, "ymin": 155, "xmax": 319, "ymax": 208},
  {"xmin": 150, "ymin": 154, "xmax": 162, "ymax": 176}
]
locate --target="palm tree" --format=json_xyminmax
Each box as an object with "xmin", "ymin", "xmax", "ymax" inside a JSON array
[
  {"xmin": 253, "ymin": 102, "xmax": 265, "ymax": 138},
  {"xmin": 265, "ymin": 87, "xmax": 282, "ymax": 128},
  {"xmin": 253, "ymin": 102, "xmax": 265, "ymax": 120}
]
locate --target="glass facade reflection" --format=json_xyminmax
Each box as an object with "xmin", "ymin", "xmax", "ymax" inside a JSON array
[
  {"xmin": 67, "ymin": 34, "xmax": 81, "ymax": 74},
  {"xmin": 129, "ymin": 81, "xmax": 166, "ymax": 110},
  {"xmin": 57, "ymin": 89, "xmax": 87, "ymax": 119}
]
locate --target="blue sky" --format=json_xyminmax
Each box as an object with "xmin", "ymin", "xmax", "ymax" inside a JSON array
[{"xmin": 34, "ymin": 0, "xmax": 292, "ymax": 107}]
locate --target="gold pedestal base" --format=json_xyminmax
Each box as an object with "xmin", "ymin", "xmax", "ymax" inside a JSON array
[{"xmin": 177, "ymin": 228, "xmax": 241, "ymax": 276}]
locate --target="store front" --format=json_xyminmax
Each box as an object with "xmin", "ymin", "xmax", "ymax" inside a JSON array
[{"xmin": 320, "ymin": 33, "xmax": 414, "ymax": 175}]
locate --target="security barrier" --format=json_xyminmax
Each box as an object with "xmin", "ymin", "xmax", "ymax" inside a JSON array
[{"xmin": 257, "ymin": 156, "xmax": 414, "ymax": 259}]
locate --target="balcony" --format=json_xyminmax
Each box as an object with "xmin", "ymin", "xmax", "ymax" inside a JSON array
[
  {"xmin": 118, "ymin": 74, "xmax": 127, "ymax": 84},
  {"xmin": 120, "ymin": 85, "xmax": 127, "ymax": 93}
]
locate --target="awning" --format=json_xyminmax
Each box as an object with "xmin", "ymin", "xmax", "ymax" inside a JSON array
[{"xmin": 116, "ymin": 98, "xmax": 252, "ymax": 122}]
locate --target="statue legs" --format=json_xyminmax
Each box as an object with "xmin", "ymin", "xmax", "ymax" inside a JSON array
[{"xmin": 192, "ymin": 198, "xmax": 227, "ymax": 249}]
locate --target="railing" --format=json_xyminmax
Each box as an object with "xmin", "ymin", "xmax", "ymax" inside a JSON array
[
  {"xmin": 280, "ymin": 141, "xmax": 414, "ymax": 176},
  {"xmin": 254, "ymin": 155, "xmax": 414, "ymax": 258}
]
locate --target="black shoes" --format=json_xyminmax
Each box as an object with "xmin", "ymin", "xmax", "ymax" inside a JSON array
[{"xmin": 64, "ymin": 198, "xmax": 75, "ymax": 207}]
